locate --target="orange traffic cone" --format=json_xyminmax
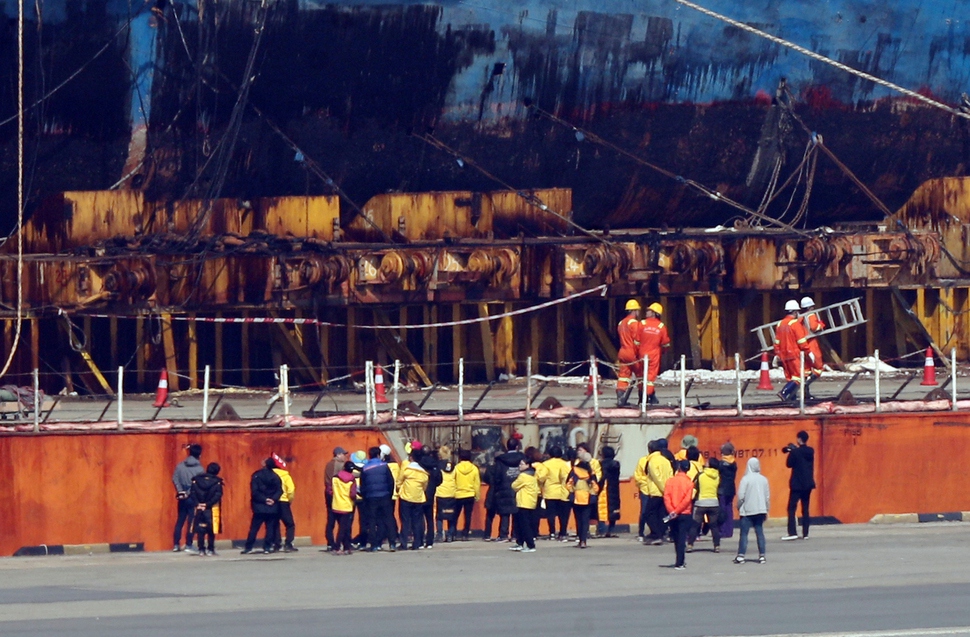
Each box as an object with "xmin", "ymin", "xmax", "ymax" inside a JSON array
[
  {"xmin": 374, "ymin": 364, "xmax": 389, "ymax": 404},
  {"xmin": 757, "ymin": 352, "xmax": 774, "ymax": 390},
  {"xmin": 920, "ymin": 347, "xmax": 937, "ymax": 386},
  {"xmin": 585, "ymin": 375, "xmax": 602, "ymax": 396},
  {"xmin": 152, "ymin": 368, "xmax": 170, "ymax": 408}
]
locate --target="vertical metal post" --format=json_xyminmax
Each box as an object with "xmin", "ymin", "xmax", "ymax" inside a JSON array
[
  {"xmin": 117, "ymin": 366, "xmax": 124, "ymax": 431},
  {"xmin": 735, "ymin": 353, "xmax": 743, "ymax": 417},
  {"xmin": 640, "ymin": 355, "xmax": 648, "ymax": 415},
  {"xmin": 202, "ymin": 364, "xmax": 211, "ymax": 426},
  {"xmin": 874, "ymin": 349, "xmax": 881, "ymax": 413},
  {"xmin": 392, "ymin": 359, "xmax": 400, "ymax": 422},
  {"xmin": 953, "ymin": 348, "xmax": 958, "ymax": 411},
  {"xmin": 799, "ymin": 351, "xmax": 805, "ymax": 415},
  {"xmin": 679, "ymin": 354, "xmax": 686, "ymax": 416},
  {"xmin": 364, "ymin": 361, "xmax": 372, "ymax": 425},
  {"xmin": 590, "ymin": 356, "xmax": 600, "ymax": 419},
  {"xmin": 282, "ymin": 364, "xmax": 290, "ymax": 423},
  {"xmin": 458, "ymin": 357, "xmax": 464, "ymax": 423},
  {"xmin": 525, "ymin": 356, "xmax": 532, "ymax": 421},
  {"xmin": 32, "ymin": 368, "xmax": 39, "ymax": 433}
]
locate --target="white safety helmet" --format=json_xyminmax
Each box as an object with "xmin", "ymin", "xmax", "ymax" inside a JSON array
[
  {"xmin": 799, "ymin": 296, "xmax": 816, "ymax": 309},
  {"xmin": 785, "ymin": 300, "xmax": 800, "ymax": 312},
  {"xmin": 379, "ymin": 444, "xmax": 392, "ymax": 459}
]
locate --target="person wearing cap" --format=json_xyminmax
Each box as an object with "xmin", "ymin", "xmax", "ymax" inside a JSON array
[
  {"xmin": 616, "ymin": 299, "xmax": 644, "ymax": 406},
  {"xmin": 324, "ymin": 447, "xmax": 349, "ymax": 552},
  {"xmin": 360, "ymin": 446, "xmax": 398, "ymax": 552},
  {"xmin": 639, "ymin": 302, "xmax": 671, "ymax": 405},
  {"xmin": 674, "ymin": 434, "xmax": 698, "ymax": 461},
  {"xmin": 800, "ymin": 296, "xmax": 826, "ymax": 389},
  {"xmin": 241, "ymin": 458, "xmax": 283, "ymax": 555},
  {"xmin": 397, "ymin": 444, "xmax": 430, "ymax": 550},
  {"xmin": 453, "ymin": 448, "xmax": 481, "ymax": 540},
  {"xmin": 663, "ymin": 460, "xmax": 694, "ymax": 570},
  {"xmin": 774, "ymin": 300, "xmax": 811, "ymax": 402},
  {"xmin": 270, "ymin": 453, "xmax": 298, "ymax": 553},
  {"xmin": 331, "ymin": 461, "xmax": 359, "ymax": 555},
  {"xmin": 172, "ymin": 443, "xmax": 205, "ymax": 554}
]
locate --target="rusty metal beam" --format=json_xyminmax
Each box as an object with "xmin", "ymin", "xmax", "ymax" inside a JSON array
[{"xmin": 478, "ymin": 304, "xmax": 496, "ymax": 382}]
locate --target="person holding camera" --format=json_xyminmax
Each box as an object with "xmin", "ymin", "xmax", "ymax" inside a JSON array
[{"xmin": 781, "ymin": 430, "xmax": 816, "ymax": 541}]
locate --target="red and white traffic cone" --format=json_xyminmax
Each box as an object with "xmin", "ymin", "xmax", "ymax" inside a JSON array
[
  {"xmin": 585, "ymin": 375, "xmax": 602, "ymax": 396},
  {"xmin": 920, "ymin": 347, "xmax": 937, "ymax": 386},
  {"xmin": 152, "ymin": 368, "xmax": 170, "ymax": 408},
  {"xmin": 374, "ymin": 364, "xmax": 389, "ymax": 404},
  {"xmin": 757, "ymin": 352, "xmax": 774, "ymax": 390}
]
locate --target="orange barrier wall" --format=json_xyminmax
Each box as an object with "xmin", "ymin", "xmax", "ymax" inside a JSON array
[{"xmin": 0, "ymin": 428, "xmax": 388, "ymax": 556}]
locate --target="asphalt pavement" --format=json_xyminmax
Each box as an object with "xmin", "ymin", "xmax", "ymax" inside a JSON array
[{"xmin": 1, "ymin": 523, "xmax": 968, "ymax": 636}]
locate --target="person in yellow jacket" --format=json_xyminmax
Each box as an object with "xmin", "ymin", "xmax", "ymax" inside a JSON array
[
  {"xmin": 675, "ymin": 434, "xmax": 698, "ymax": 461},
  {"xmin": 645, "ymin": 439, "xmax": 675, "ymax": 545},
  {"xmin": 270, "ymin": 454, "xmax": 298, "ymax": 553},
  {"xmin": 435, "ymin": 446, "xmax": 458, "ymax": 543},
  {"xmin": 331, "ymin": 461, "xmax": 358, "ymax": 555},
  {"xmin": 566, "ymin": 460, "xmax": 599, "ymax": 549},
  {"xmin": 688, "ymin": 459, "xmax": 722, "ymax": 553},
  {"xmin": 686, "ymin": 446, "xmax": 704, "ymax": 482},
  {"xmin": 453, "ymin": 449, "xmax": 481, "ymax": 541},
  {"xmin": 510, "ymin": 458, "xmax": 539, "ymax": 552},
  {"xmin": 633, "ymin": 441, "xmax": 656, "ymax": 541},
  {"xmin": 396, "ymin": 448, "xmax": 430, "ymax": 550},
  {"xmin": 541, "ymin": 446, "xmax": 571, "ymax": 540},
  {"xmin": 576, "ymin": 443, "xmax": 602, "ymax": 535}
]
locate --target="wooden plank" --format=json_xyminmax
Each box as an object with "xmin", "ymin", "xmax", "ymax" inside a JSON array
[
  {"xmin": 188, "ymin": 313, "xmax": 198, "ymax": 390},
  {"xmin": 709, "ymin": 294, "xmax": 725, "ymax": 369},
  {"xmin": 478, "ymin": 304, "xmax": 495, "ymax": 382},
  {"xmin": 685, "ymin": 296, "xmax": 702, "ymax": 369}
]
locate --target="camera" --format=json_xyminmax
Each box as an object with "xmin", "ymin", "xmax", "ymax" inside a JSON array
[{"xmin": 781, "ymin": 443, "xmax": 795, "ymax": 453}]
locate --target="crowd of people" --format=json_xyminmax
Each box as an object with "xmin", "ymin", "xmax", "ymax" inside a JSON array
[{"xmin": 170, "ymin": 429, "xmax": 816, "ymax": 567}]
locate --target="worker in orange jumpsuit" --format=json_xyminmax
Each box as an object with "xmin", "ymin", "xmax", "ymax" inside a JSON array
[
  {"xmin": 800, "ymin": 296, "xmax": 825, "ymax": 380},
  {"xmin": 774, "ymin": 300, "xmax": 811, "ymax": 401},
  {"xmin": 616, "ymin": 299, "xmax": 643, "ymax": 407},
  {"xmin": 639, "ymin": 302, "xmax": 671, "ymax": 405}
]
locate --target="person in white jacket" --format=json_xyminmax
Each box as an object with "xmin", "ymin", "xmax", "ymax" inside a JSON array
[{"xmin": 734, "ymin": 457, "xmax": 770, "ymax": 564}]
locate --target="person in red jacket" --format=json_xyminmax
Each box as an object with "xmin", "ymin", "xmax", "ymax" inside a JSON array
[
  {"xmin": 639, "ymin": 303, "xmax": 671, "ymax": 405},
  {"xmin": 663, "ymin": 460, "xmax": 694, "ymax": 570},
  {"xmin": 616, "ymin": 299, "xmax": 644, "ymax": 406},
  {"xmin": 774, "ymin": 300, "xmax": 811, "ymax": 402}
]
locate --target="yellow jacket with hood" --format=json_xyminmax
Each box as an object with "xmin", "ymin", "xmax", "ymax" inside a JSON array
[
  {"xmin": 512, "ymin": 470, "xmax": 539, "ymax": 509},
  {"xmin": 696, "ymin": 466, "xmax": 720, "ymax": 506},
  {"xmin": 634, "ymin": 455, "xmax": 651, "ymax": 495},
  {"xmin": 397, "ymin": 461, "xmax": 430, "ymax": 503},
  {"xmin": 645, "ymin": 451, "xmax": 673, "ymax": 497},
  {"xmin": 436, "ymin": 461, "xmax": 457, "ymax": 499},
  {"xmin": 273, "ymin": 468, "xmax": 296, "ymax": 503},
  {"xmin": 454, "ymin": 460, "xmax": 481, "ymax": 499}
]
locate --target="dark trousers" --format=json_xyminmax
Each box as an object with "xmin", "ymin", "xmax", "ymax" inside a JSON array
[
  {"xmin": 270, "ymin": 501, "xmax": 295, "ymax": 549},
  {"xmin": 244, "ymin": 511, "xmax": 279, "ymax": 551},
  {"xmin": 353, "ymin": 504, "xmax": 369, "ymax": 547},
  {"xmin": 718, "ymin": 495, "xmax": 735, "ymax": 538},
  {"xmin": 173, "ymin": 498, "xmax": 195, "ymax": 547},
  {"xmin": 787, "ymin": 489, "xmax": 812, "ymax": 537},
  {"xmin": 363, "ymin": 497, "xmax": 396, "ymax": 549},
  {"xmin": 514, "ymin": 508, "xmax": 537, "ymax": 549},
  {"xmin": 689, "ymin": 505, "xmax": 722, "ymax": 547},
  {"xmin": 638, "ymin": 493, "xmax": 650, "ymax": 537},
  {"xmin": 400, "ymin": 500, "xmax": 425, "ymax": 549},
  {"xmin": 421, "ymin": 500, "xmax": 435, "ymax": 546},
  {"xmin": 545, "ymin": 499, "xmax": 569, "ymax": 537},
  {"xmin": 484, "ymin": 509, "xmax": 510, "ymax": 539},
  {"xmin": 739, "ymin": 513, "xmax": 767, "ymax": 556},
  {"xmin": 645, "ymin": 496, "xmax": 667, "ymax": 540},
  {"xmin": 456, "ymin": 497, "xmax": 475, "ymax": 538},
  {"xmin": 194, "ymin": 508, "xmax": 214, "ymax": 552},
  {"xmin": 325, "ymin": 493, "xmax": 336, "ymax": 548},
  {"xmin": 334, "ymin": 511, "xmax": 353, "ymax": 551},
  {"xmin": 572, "ymin": 503, "xmax": 591, "ymax": 544},
  {"xmin": 670, "ymin": 515, "xmax": 690, "ymax": 566}
]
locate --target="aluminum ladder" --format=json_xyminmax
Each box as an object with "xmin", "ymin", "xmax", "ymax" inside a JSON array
[{"xmin": 753, "ymin": 297, "xmax": 866, "ymax": 352}]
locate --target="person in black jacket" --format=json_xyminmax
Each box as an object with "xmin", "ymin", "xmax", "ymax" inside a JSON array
[
  {"xmin": 782, "ymin": 430, "xmax": 816, "ymax": 540},
  {"xmin": 716, "ymin": 442, "xmax": 738, "ymax": 539},
  {"xmin": 488, "ymin": 438, "xmax": 526, "ymax": 542},
  {"xmin": 241, "ymin": 458, "xmax": 284, "ymax": 554},
  {"xmin": 597, "ymin": 446, "xmax": 622, "ymax": 537},
  {"xmin": 190, "ymin": 462, "xmax": 224, "ymax": 556},
  {"xmin": 418, "ymin": 448, "xmax": 442, "ymax": 548}
]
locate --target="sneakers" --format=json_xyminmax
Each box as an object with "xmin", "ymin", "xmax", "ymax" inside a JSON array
[
  {"xmin": 209, "ymin": 549, "xmax": 219, "ymax": 557},
  {"xmin": 183, "ymin": 546, "xmax": 198, "ymax": 555},
  {"xmin": 509, "ymin": 544, "xmax": 522, "ymax": 551},
  {"xmin": 636, "ymin": 536, "xmax": 644, "ymax": 543},
  {"xmin": 673, "ymin": 564, "xmax": 686, "ymax": 570},
  {"xmin": 283, "ymin": 545, "xmax": 299, "ymax": 553},
  {"xmin": 781, "ymin": 535, "xmax": 798, "ymax": 541},
  {"xmin": 172, "ymin": 545, "xmax": 181, "ymax": 552},
  {"xmin": 650, "ymin": 539, "xmax": 664, "ymax": 546},
  {"xmin": 758, "ymin": 555, "xmax": 767, "ymax": 564},
  {"xmin": 713, "ymin": 546, "xmax": 720, "ymax": 553},
  {"xmin": 733, "ymin": 555, "xmax": 745, "ymax": 564},
  {"xmin": 521, "ymin": 547, "xmax": 536, "ymax": 553},
  {"xmin": 240, "ymin": 549, "xmax": 255, "ymax": 555},
  {"xmin": 685, "ymin": 544, "xmax": 693, "ymax": 553}
]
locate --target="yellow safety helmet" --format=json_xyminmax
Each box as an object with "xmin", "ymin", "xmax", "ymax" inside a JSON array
[
  {"xmin": 648, "ymin": 302, "xmax": 663, "ymax": 315},
  {"xmin": 625, "ymin": 299, "xmax": 641, "ymax": 311}
]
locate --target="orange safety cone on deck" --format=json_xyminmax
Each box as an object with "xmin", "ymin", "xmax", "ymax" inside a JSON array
[
  {"xmin": 374, "ymin": 364, "xmax": 389, "ymax": 404},
  {"xmin": 585, "ymin": 375, "xmax": 602, "ymax": 396},
  {"xmin": 757, "ymin": 352, "xmax": 774, "ymax": 390},
  {"xmin": 152, "ymin": 368, "xmax": 171, "ymax": 408},
  {"xmin": 920, "ymin": 347, "xmax": 937, "ymax": 386}
]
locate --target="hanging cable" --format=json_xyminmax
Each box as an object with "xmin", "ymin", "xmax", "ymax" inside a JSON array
[
  {"xmin": 0, "ymin": 0, "xmax": 25, "ymax": 379},
  {"xmin": 671, "ymin": 0, "xmax": 970, "ymax": 121}
]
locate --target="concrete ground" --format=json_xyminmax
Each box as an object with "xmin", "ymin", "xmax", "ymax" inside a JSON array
[
  {"xmin": 21, "ymin": 370, "xmax": 949, "ymax": 423},
  {"xmin": 2, "ymin": 523, "xmax": 969, "ymax": 636}
]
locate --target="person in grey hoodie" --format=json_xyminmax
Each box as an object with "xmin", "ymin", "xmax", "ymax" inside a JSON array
[
  {"xmin": 734, "ymin": 457, "xmax": 770, "ymax": 565},
  {"xmin": 172, "ymin": 444, "xmax": 204, "ymax": 553}
]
